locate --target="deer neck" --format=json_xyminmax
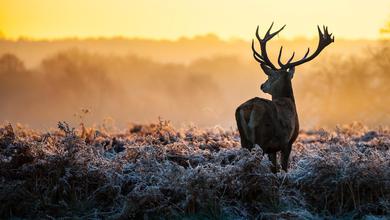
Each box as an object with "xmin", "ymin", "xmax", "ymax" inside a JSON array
[{"xmin": 271, "ymin": 79, "xmax": 295, "ymax": 103}]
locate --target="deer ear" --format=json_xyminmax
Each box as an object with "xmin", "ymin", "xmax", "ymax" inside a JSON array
[
  {"xmin": 260, "ymin": 63, "xmax": 272, "ymax": 75},
  {"xmin": 287, "ymin": 67, "xmax": 295, "ymax": 79}
]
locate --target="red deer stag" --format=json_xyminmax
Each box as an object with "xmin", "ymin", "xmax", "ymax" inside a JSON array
[{"xmin": 236, "ymin": 23, "xmax": 334, "ymax": 173}]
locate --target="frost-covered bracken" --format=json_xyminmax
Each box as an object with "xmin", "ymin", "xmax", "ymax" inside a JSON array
[{"xmin": 0, "ymin": 121, "xmax": 389, "ymax": 219}]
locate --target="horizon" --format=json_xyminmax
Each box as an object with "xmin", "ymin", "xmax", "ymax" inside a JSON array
[{"xmin": 0, "ymin": 32, "xmax": 386, "ymax": 42}]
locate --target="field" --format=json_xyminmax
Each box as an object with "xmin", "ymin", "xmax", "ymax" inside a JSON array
[{"xmin": 1, "ymin": 121, "xmax": 389, "ymax": 219}]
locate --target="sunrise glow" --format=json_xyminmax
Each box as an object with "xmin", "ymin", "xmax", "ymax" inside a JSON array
[{"xmin": 0, "ymin": 0, "xmax": 389, "ymax": 40}]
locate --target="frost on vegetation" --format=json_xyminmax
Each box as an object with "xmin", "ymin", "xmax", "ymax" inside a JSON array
[{"xmin": 0, "ymin": 121, "xmax": 389, "ymax": 219}]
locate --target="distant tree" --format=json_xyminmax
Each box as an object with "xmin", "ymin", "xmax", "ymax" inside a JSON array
[
  {"xmin": 0, "ymin": 53, "xmax": 26, "ymax": 74},
  {"xmin": 380, "ymin": 18, "xmax": 390, "ymax": 38}
]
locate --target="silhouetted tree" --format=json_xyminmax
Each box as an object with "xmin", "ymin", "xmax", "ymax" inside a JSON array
[{"xmin": 380, "ymin": 17, "xmax": 390, "ymax": 38}]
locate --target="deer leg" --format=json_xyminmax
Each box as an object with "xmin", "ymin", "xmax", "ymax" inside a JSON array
[
  {"xmin": 235, "ymin": 108, "xmax": 253, "ymax": 150},
  {"xmin": 236, "ymin": 119, "xmax": 253, "ymax": 149},
  {"xmin": 268, "ymin": 152, "xmax": 278, "ymax": 173},
  {"xmin": 239, "ymin": 132, "xmax": 252, "ymax": 149},
  {"xmin": 281, "ymin": 144, "xmax": 292, "ymax": 172}
]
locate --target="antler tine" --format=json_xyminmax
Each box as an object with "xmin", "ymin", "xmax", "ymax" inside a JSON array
[
  {"xmin": 287, "ymin": 52, "xmax": 295, "ymax": 64},
  {"xmin": 278, "ymin": 25, "xmax": 334, "ymax": 69},
  {"xmin": 265, "ymin": 24, "xmax": 286, "ymax": 40},
  {"xmin": 255, "ymin": 25, "xmax": 262, "ymax": 42},
  {"xmin": 253, "ymin": 26, "xmax": 266, "ymax": 63},
  {"xmin": 278, "ymin": 46, "xmax": 295, "ymax": 68},
  {"xmin": 252, "ymin": 23, "xmax": 286, "ymax": 69},
  {"xmin": 278, "ymin": 46, "xmax": 284, "ymax": 67},
  {"xmin": 303, "ymin": 48, "xmax": 310, "ymax": 59},
  {"xmin": 317, "ymin": 25, "xmax": 323, "ymax": 38},
  {"xmin": 251, "ymin": 39, "xmax": 265, "ymax": 63},
  {"xmin": 263, "ymin": 22, "xmax": 274, "ymax": 39}
]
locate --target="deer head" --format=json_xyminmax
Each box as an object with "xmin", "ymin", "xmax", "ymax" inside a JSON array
[{"xmin": 252, "ymin": 23, "xmax": 334, "ymax": 96}]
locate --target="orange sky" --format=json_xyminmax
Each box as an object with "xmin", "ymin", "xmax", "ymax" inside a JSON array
[{"xmin": 0, "ymin": 0, "xmax": 389, "ymax": 40}]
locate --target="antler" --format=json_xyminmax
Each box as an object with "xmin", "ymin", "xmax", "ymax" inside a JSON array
[
  {"xmin": 252, "ymin": 22, "xmax": 285, "ymax": 70},
  {"xmin": 278, "ymin": 25, "xmax": 334, "ymax": 69}
]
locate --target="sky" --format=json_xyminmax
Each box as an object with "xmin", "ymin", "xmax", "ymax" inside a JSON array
[{"xmin": 0, "ymin": 0, "xmax": 389, "ymax": 40}]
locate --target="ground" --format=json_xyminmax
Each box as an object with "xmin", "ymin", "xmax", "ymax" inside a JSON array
[{"xmin": 0, "ymin": 121, "xmax": 389, "ymax": 219}]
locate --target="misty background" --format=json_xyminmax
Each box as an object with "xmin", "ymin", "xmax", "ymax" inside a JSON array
[{"xmin": 0, "ymin": 35, "xmax": 389, "ymax": 129}]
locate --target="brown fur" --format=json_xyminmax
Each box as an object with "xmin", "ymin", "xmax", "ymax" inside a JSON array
[
  {"xmin": 237, "ymin": 24, "xmax": 333, "ymax": 173},
  {"xmin": 236, "ymin": 72, "xmax": 299, "ymax": 173}
]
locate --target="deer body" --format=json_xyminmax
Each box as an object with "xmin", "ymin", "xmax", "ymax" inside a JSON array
[
  {"xmin": 236, "ymin": 23, "xmax": 334, "ymax": 173},
  {"xmin": 236, "ymin": 72, "xmax": 299, "ymax": 172}
]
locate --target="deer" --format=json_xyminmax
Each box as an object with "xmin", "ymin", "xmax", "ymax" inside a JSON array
[{"xmin": 235, "ymin": 23, "xmax": 334, "ymax": 173}]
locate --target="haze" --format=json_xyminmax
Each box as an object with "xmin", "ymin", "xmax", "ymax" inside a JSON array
[{"xmin": 0, "ymin": 1, "xmax": 389, "ymax": 129}]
